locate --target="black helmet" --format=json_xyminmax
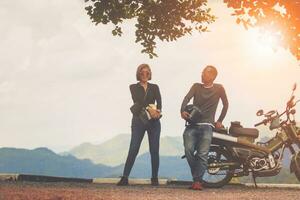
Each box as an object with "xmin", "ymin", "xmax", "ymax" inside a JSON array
[{"xmin": 184, "ymin": 104, "xmax": 202, "ymax": 124}]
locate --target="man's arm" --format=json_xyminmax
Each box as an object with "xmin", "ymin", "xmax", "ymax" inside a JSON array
[
  {"xmin": 180, "ymin": 84, "xmax": 196, "ymax": 113},
  {"xmin": 217, "ymin": 85, "xmax": 229, "ymax": 123}
]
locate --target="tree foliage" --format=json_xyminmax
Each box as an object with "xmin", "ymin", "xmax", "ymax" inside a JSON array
[
  {"xmin": 84, "ymin": 0, "xmax": 215, "ymax": 58},
  {"xmin": 85, "ymin": 0, "xmax": 300, "ymax": 60},
  {"xmin": 224, "ymin": 0, "xmax": 300, "ymax": 60}
]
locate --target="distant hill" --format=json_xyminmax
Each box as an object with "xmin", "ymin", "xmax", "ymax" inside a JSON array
[
  {"xmin": 109, "ymin": 153, "xmax": 191, "ymax": 180},
  {"xmin": 66, "ymin": 134, "xmax": 184, "ymax": 166},
  {"xmin": 65, "ymin": 130, "xmax": 299, "ymax": 167},
  {"xmin": 0, "ymin": 147, "xmax": 112, "ymax": 179},
  {"xmin": 0, "ymin": 147, "xmax": 299, "ymax": 183},
  {"xmin": 0, "ymin": 147, "xmax": 191, "ymax": 180}
]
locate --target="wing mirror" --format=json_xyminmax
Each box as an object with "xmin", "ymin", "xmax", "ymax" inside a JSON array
[
  {"xmin": 256, "ymin": 109, "xmax": 264, "ymax": 116},
  {"xmin": 290, "ymin": 109, "xmax": 296, "ymax": 115},
  {"xmin": 287, "ymin": 95, "xmax": 295, "ymax": 108},
  {"xmin": 293, "ymin": 83, "xmax": 297, "ymax": 91}
]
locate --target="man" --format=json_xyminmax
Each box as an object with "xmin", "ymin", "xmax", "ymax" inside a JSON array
[{"xmin": 180, "ymin": 65, "xmax": 228, "ymax": 190}]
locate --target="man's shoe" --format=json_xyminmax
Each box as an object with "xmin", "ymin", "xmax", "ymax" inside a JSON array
[
  {"xmin": 151, "ymin": 178, "xmax": 159, "ymax": 186},
  {"xmin": 189, "ymin": 181, "xmax": 203, "ymax": 190},
  {"xmin": 117, "ymin": 176, "xmax": 128, "ymax": 186}
]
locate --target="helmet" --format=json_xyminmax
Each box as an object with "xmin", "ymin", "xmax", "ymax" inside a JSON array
[{"xmin": 184, "ymin": 104, "xmax": 202, "ymax": 124}]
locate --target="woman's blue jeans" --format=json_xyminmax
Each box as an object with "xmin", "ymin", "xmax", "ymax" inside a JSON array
[
  {"xmin": 122, "ymin": 116, "xmax": 161, "ymax": 178},
  {"xmin": 183, "ymin": 124, "xmax": 213, "ymax": 182}
]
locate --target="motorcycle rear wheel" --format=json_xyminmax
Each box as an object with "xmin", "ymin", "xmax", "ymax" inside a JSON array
[{"xmin": 202, "ymin": 146, "xmax": 234, "ymax": 188}]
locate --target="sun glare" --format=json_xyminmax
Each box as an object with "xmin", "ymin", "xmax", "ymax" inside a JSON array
[{"xmin": 247, "ymin": 29, "xmax": 281, "ymax": 57}]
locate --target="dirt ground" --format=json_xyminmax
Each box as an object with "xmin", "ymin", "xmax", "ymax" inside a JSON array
[{"xmin": 0, "ymin": 181, "xmax": 299, "ymax": 200}]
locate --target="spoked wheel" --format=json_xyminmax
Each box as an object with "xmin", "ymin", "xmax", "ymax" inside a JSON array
[
  {"xmin": 291, "ymin": 151, "xmax": 300, "ymax": 182},
  {"xmin": 202, "ymin": 146, "xmax": 235, "ymax": 188},
  {"xmin": 295, "ymin": 170, "xmax": 300, "ymax": 182}
]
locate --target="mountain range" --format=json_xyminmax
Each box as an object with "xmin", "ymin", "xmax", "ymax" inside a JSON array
[
  {"xmin": 0, "ymin": 133, "xmax": 299, "ymax": 183},
  {"xmin": 0, "ymin": 147, "xmax": 191, "ymax": 180},
  {"xmin": 64, "ymin": 133, "xmax": 295, "ymax": 167},
  {"xmin": 0, "ymin": 147, "xmax": 111, "ymax": 179},
  {"xmin": 65, "ymin": 134, "xmax": 184, "ymax": 166}
]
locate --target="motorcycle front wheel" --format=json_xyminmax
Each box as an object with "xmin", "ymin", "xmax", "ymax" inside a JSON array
[
  {"xmin": 292, "ymin": 151, "xmax": 300, "ymax": 182},
  {"xmin": 202, "ymin": 146, "xmax": 235, "ymax": 188},
  {"xmin": 295, "ymin": 170, "xmax": 300, "ymax": 181}
]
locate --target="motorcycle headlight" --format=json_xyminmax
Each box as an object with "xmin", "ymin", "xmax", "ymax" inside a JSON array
[{"xmin": 269, "ymin": 116, "xmax": 280, "ymax": 130}]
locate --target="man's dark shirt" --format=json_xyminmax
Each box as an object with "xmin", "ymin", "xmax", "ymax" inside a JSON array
[
  {"xmin": 180, "ymin": 83, "xmax": 228, "ymax": 124},
  {"xmin": 130, "ymin": 83, "xmax": 162, "ymax": 111}
]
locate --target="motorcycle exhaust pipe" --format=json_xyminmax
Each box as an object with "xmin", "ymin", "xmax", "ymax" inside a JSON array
[
  {"xmin": 208, "ymin": 162, "xmax": 240, "ymax": 168},
  {"xmin": 253, "ymin": 167, "xmax": 281, "ymax": 177}
]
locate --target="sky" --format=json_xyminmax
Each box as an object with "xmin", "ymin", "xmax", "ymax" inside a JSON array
[{"xmin": 0, "ymin": 0, "xmax": 300, "ymax": 152}]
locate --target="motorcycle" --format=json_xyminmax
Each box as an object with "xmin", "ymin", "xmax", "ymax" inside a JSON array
[{"xmin": 191, "ymin": 83, "xmax": 300, "ymax": 188}]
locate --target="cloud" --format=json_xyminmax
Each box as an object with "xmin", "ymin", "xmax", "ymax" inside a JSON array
[{"xmin": 0, "ymin": 0, "xmax": 299, "ymax": 151}]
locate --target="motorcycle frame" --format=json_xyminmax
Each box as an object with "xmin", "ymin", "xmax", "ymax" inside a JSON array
[{"xmin": 210, "ymin": 123, "xmax": 300, "ymax": 178}]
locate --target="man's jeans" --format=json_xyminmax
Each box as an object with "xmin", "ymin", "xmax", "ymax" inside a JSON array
[
  {"xmin": 123, "ymin": 116, "xmax": 161, "ymax": 178},
  {"xmin": 183, "ymin": 124, "xmax": 213, "ymax": 182}
]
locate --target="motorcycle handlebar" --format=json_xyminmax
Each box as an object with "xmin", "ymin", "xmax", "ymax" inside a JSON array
[
  {"xmin": 254, "ymin": 120, "xmax": 267, "ymax": 127},
  {"xmin": 254, "ymin": 87, "xmax": 299, "ymax": 128},
  {"xmin": 287, "ymin": 96, "xmax": 295, "ymax": 108},
  {"xmin": 254, "ymin": 105, "xmax": 292, "ymax": 127}
]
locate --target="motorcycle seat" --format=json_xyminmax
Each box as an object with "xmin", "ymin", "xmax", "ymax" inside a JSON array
[
  {"xmin": 213, "ymin": 127, "xmax": 228, "ymax": 134},
  {"xmin": 229, "ymin": 127, "xmax": 259, "ymax": 138}
]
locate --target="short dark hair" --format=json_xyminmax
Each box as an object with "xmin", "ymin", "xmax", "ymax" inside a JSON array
[
  {"xmin": 204, "ymin": 65, "xmax": 218, "ymax": 78},
  {"xmin": 136, "ymin": 64, "xmax": 152, "ymax": 81}
]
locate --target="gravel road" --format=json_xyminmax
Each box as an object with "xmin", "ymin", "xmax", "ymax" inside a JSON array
[{"xmin": 0, "ymin": 181, "xmax": 299, "ymax": 200}]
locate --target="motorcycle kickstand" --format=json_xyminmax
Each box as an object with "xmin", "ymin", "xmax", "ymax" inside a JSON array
[{"xmin": 251, "ymin": 168, "xmax": 258, "ymax": 189}]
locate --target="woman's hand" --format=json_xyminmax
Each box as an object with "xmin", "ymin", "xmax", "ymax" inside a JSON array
[{"xmin": 148, "ymin": 108, "xmax": 161, "ymax": 119}]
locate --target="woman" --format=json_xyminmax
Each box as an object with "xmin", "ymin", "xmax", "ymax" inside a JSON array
[{"xmin": 117, "ymin": 64, "xmax": 162, "ymax": 186}]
